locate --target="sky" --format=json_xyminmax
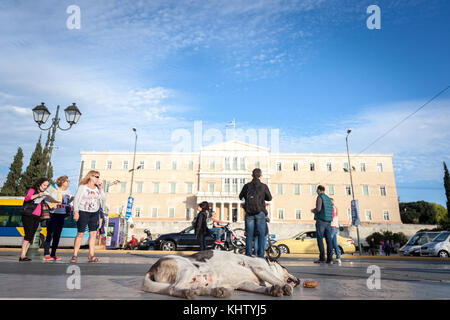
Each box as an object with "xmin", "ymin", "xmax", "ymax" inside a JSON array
[{"xmin": 0, "ymin": 0, "xmax": 449, "ymax": 205}]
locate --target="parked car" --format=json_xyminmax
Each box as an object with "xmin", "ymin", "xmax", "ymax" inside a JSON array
[
  {"xmin": 420, "ymin": 231, "xmax": 450, "ymax": 258},
  {"xmin": 399, "ymin": 232, "xmax": 441, "ymax": 256},
  {"xmin": 274, "ymin": 231, "xmax": 356, "ymax": 255},
  {"xmin": 154, "ymin": 226, "xmax": 215, "ymax": 251}
]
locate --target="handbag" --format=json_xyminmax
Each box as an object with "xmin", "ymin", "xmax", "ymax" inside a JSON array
[{"xmin": 40, "ymin": 201, "xmax": 51, "ymax": 221}]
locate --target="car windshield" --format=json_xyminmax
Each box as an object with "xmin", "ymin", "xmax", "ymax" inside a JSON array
[
  {"xmin": 433, "ymin": 232, "xmax": 450, "ymax": 242},
  {"xmin": 407, "ymin": 233, "xmax": 431, "ymax": 246}
]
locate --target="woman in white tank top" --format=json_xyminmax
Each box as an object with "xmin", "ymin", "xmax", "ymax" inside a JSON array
[{"xmin": 330, "ymin": 198, "xmax": 341, "ymax": 265}]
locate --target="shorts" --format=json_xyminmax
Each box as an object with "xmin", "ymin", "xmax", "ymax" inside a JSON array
[
  {"xmin": 77, "ymin": 210, "xmax": 99, "ymax": 233},
  {"xmin": 22, "ymin": 214, "xmax": 41, "ymax": 242}
]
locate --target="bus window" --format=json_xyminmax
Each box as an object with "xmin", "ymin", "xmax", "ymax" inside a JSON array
[
  {"xmin": 107, "ymin": 223, "xmax": 115, "ymax": 237},
  {"xmin": 63, "ymin": 218, "xmax": 77, "ymax": 229}
]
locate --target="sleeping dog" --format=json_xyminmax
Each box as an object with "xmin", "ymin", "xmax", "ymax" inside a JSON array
[{"xmin": 142, "ymin": 250, "xmax": 301, "ymax": 299}]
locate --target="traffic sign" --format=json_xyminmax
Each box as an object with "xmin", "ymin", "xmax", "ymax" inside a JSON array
[
  {"xmin": 351, "ymin": 199, "xmax": 360, "ymax": 226},
  {"xmin": 125, "ymin": 196, "xmax": 134, "ymax": 221}
]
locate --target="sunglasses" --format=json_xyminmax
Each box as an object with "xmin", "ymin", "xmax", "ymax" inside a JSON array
[{"xmin": 93, "ymin": 176, "xmax": 100, "ymax": 178}]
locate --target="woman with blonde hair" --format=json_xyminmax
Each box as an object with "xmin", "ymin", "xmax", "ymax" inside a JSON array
[
  {"xmin": 330, "ymin": 198, "xmax": 341, "ymax": 265},
  {"xmin": 71, "ymin": 170, "xmax": 105, "ymax": 263}
]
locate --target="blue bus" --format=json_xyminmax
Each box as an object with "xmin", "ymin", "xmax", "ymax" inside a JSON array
[{"xmin": 0, "ymin": 197, "xmax": 89, "ymax": 247}]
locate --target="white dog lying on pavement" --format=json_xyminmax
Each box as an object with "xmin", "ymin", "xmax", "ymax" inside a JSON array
[{"xmin": 142, "ymin": 250, "xmax": 300, "ymax": 299}]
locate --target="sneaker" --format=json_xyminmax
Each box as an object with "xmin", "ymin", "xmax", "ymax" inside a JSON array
[
  {"xmin": 43, "ymin": 255, "xmax": 53, "ymax": 261},
  {"xmin": 334, "ymin": 259, "xmax": 342, "ymax": 265},
  {"xmin": 214, "ymin": 240, "xmax": 224, "ymax": 244},
  {"xmin": 326, "ymin": 260, "xmax": 333, "ymax": 264},
  {"xmin": 52, "ymin": 256, "xmax": 62, "ymax": 261}
]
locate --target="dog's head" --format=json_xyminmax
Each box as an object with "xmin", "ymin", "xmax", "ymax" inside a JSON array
[{"xmin": 265, "ymin": 258, "xmax": 300, "ymax": 288}]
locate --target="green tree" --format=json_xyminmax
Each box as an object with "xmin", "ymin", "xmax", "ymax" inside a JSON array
[
  {"xmin": 444, "ymin": 162, "xmax": 450, "ymax": 223},
  {"xmin": 399, "ymin": 201, "xmax": 438, "ymax": 224},
  {"xmin": 18, "ymin": 135, "xmax": 45, "ymax": 195},
  {"xmin": 0, "ymin": 147, "xmax": 24, "ymax": 196},
  {"xmin": 42, "ymin": 131, "xmax": 54, "ymax": 184}
]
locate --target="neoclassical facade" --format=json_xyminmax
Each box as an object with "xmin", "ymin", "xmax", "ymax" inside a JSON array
[{"xmin": 79, "ymin": 140, "xmax": 401, "ymax": 227}]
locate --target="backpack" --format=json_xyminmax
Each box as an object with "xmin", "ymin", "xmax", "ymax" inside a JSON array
[{"xmin": 245, "ymin": 183, "xmax": 262, "ymax": 214}]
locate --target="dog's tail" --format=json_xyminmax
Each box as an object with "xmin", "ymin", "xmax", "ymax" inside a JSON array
[{"xmin": 142, "ymin": 272, "xmax": 172, "ymax": 294}]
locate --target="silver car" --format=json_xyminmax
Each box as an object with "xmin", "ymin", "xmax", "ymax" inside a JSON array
[
  {"xmin": 420, "ymin": 231, "xmax": 450, "ymax": 258},
  {"xmin": 399, "ymin": 232, "xmax": 441, "ymax": 256}
]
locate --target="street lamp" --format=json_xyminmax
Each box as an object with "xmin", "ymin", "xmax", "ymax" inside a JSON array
[
  {"xmin": 124, "ymin": 127, "xmax": 138, "ymax": 244},
  {"xmin": 29, "ymin": 102, "xmax": 81, "ymax": 252},
  {"xmin": 346, "ymin": 129, "xmax": 363, "ymax": 255}
]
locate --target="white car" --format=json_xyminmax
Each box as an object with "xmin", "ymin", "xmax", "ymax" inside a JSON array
[{"xmin": 420, "ymin": 231, "xmax": 450, "ymax": 258}]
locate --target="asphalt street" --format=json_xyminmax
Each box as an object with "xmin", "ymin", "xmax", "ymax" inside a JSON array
[{"xmin": 0, "ymin": 250, "xmax": 449, "ymax": 300}]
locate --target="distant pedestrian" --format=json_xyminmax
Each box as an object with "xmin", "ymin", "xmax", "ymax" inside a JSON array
[
  {"xmin": 71, "ymin": 170, "xmax": 105, "ymax": 263},
  {"xmin": 19, "ymin": 178, "xmax": 50, "ymax": 261},
  {"xmin": 330, "ymin": 198, "xmax": 341, "ymax": 265},
  {"xmin": 390, "ymin": 240, "xmax": 395, "ymax": 254},
  {"xmin": 384, "ymin": 240, "xmax": 391, "ymax": 256},
  {"xmin": 379, "ymin": 241, "xmax": 384, "ymax": 256},
  {"xmin": 239, "ymin": 168, "xmax": 272, "ymax": 258},
  {"xmin": 43, "ymin": 176, "xmax": 74, "ymax": 261},
  {"xmin": 369, "ymin": 238, "xmax": 376, "ymax": 256},
  {"xmin": 194, "ymin": 201, "xmax": 209, "ymax": 251},
  {"xmin": 311, "ymin": 185, "xmax": 333, "ymax": 264}
]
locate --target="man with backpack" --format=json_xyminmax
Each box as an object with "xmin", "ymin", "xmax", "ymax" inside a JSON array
[
  {"xmin": 311, "ymin": 185, "xmax": 334, "ymax": 264},
  {"xmin": 239, "ymin": 168, "xmax": 272, "ymax": 258}
]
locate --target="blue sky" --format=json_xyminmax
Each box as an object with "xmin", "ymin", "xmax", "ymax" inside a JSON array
[{"xmin": 0, "ymin": 0, "xmax": 449, "ymax": 205}]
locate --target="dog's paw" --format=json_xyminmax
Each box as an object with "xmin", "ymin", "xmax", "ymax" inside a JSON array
[
  {"xmin": 282, "ymin": 284, "xmax": 293, "ymax": 296},
  {"xmin": 183, "ymin": 289, "xmax": 197, "ymax": 299},
  {"xmin": 213, "ymin": 287, "xmax": 232, "ymax": 298},
  {"xmin": 269, "ymin": 285, "xmax": 284, "ymax": 297}
]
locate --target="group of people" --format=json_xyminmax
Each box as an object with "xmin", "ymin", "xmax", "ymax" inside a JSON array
[
  {"xmin": 369, "ymin": 238, "xmax": 399, "ymax": 256},
  {"xmin": 19, "ymin": 170, "xmax": 105, "ymax": 263}
]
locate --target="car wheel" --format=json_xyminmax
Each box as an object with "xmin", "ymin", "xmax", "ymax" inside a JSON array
[
  {"xmin": 213, "ymin": 244, "xmax": 224, "ymax": 250},
  {"xmin": 161, "ymin": 240, "xmax": 176, "ymax": 251},
  {"xmin": 278, "ymin": 245, "xmax": 289, "ymax": 254},
  {"xmin": 438, "ymin": 250, "xmax": 449, "ymax": 258}
]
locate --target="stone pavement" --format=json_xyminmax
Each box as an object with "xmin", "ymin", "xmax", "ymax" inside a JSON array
[{"xmin": 0, "ymin": 249, "xmax": 449, "ymax": 300}]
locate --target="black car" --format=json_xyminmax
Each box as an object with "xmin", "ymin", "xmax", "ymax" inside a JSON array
[{"xmin": 154, "ymin": 226, "xmax": 215, "ymax": 251}]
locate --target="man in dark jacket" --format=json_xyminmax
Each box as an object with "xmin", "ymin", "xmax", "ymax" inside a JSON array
[
  {"xmin": 194, "ymin": 202, "xmax": 209, "ymax": 251},
  {"xmin": 239, "ymin": 168, "xmax": 272, "ymax": 258}
]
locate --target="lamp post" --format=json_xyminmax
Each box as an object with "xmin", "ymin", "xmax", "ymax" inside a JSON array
[
  {"xmin": 124, "ymin": 128, "xmax": 137, "ymax": 244},
  {"xmin": 29, "ymin": 102, "xmax": 81, "ymax": 251},
  {"xmin": 346, "ymin": 129, "xmax": 363, "ymax": 255}
]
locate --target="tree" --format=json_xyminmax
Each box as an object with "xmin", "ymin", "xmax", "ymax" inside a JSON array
[
  {"xmin": 399, "ymin": 201, "xmax": 437, "ymax": 224},
  {"xmin": 0, "ymin": 147, "xmax": 24, "ymax": 196},
  {"xmin": 18, "ymin": 135, "xmax": 45, "ymax": 195},
  {"xmin": 42, "ymin": 131, "xmax": 54, "ymax": 183},
  {"xmin": 444, "ymin": 162, "xmax": 450, "ymax": 223}
]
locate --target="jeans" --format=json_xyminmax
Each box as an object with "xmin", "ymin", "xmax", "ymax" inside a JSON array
[
  {"xmin": 44, "ymin": 214, "xmax": 66, "ymax": 256},
  {"xmin": 315, "ymin": 219, "xmax": 333, "ymax": 262},
  {"xmin": 330, "ymin": 227, "xmax": 341, "ymax": 259},
  {"xmin": 245, "ymin": 212, "xmax": 266, "ymax": 258},
  {"xmin": 209, "ymin": 227, "xmax": 223, "ymax": 241},
  {"xmin": 254, "ymin": 234, "xmax": 268, "ymax": 256}
]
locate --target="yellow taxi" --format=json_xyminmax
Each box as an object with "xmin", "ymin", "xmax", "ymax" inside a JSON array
[{"xmin": 274, "ymin": 230, "xmax": 356, "ymax": 255}]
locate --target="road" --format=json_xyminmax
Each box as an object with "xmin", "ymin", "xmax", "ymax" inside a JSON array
[{"xmin": 0, "ymin": 249, "xmax": 449, "ymax": 300}]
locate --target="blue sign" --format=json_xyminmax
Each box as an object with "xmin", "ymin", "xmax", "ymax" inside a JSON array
[
  {"xmin": 125, "ymin": 196, "xmax": 134, "ymax": 221},
  {"xmin": 351, "ymin": 199, "xmax": 360, "ymax": 226}
]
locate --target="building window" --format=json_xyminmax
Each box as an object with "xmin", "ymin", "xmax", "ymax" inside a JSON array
[
  {"xmin": 360, "ymin": 163, "xmax": 366, "ymax": 172},
  {"xmin": 153, "ymin": 182, "xmax": 159, "ymax": 194},
  {"xmin": 328, "ymin": 185, "xmax": 335, "ymax": 196},
  {"xmin": 232, "ymin": 157, "xmax": 238, "ymax": 170},
  {"xmin": 188, "ymin": 161, "xmax": 193, "ymax": 170},
  {"xmin": 186, "ymin": 183, "xmax": 193, "ymax": 194},
  {"xmin": 377, "ymin": 163, "xmax": 383, "ymax": 172},
  {"xmin": 172, "ymin": 161, "xmax": 177, "ymax": 170},
  {"xmin": 170, "ymin": 183, "xmax": 176, "ymax": 194},
  {"xmin": 168, "ymin": 208, "xmax": 175, "ymax": 218},
  {"xmin": 136, "ymin": 182, "xmax": 143, "ymax": 193},
  {"xmin": 343, "ymin": 162, "xmax": 349, "ymax": 171},
  {"xmin": 232, "ymin": 179, "xmax": 238, "ymax": 193},
  {"xmin": 123, "ymin": 160, "xmax": 128, "ymax": 170},
  {"xmin": 138, "ymin": 160, "xmax": 145, "ymax": 170},
  {"xmin": 277, "ymin": 184, "xmax": 283, "ymax": 195},
  {"xmin": 293, "ymin": 162, "xmax": 299, "ymax": 171},
  {"xmin": 90, "ymin": 160, "xmax": 96, "ymax": 169},
  {"xmin": 276, "ymin": 162, "xmax": 282, "ymax": 171},
  {"xmin": 103, "ymin": 180, "xmax": 110, "ymax": 193},
  {"xmin": 383, "ymin": 210, "xmax": 390, "ymax": 221},
  {"xmin": 362, "ymin": 185, "xmax": 369, "ymax": 196},
  {"xmin": 327, "ymin": 162, "xmax": 332, "ymax": 172},
  {"xmin": 345, "ymin": 185, "xmax": 352, "ymax": 196},
  {"xmin": 380, "ymin": 185, "xmax": 387, "ymax": 196},
  {"xmin": 135, "ymin": 207, "xmax": 141, "ymax": 218},
  {"xmin": 155, "ymin": 161, "xmax": 161, "ymax": 170},
  {"xmin": 185, "ymin": 208, "xmax": 191, "ymax": 219},
  {"xmin": 277, "ymin": 209, "xmax": 284, "ymax": 220},
  {"xmin": 209, "ymin": 161, "xmax": 215, "ymax": 170},
  {"xmin": 224, "ymin": 157, "xmax": 231, "ymax": 170},
  {"xmin": 151, "ymin": 208, "xmax": 158, "ymax": 218},
  {"xmin": 208, "ymin": 183, "xmax": 215, "ymax": 193},
  {"xmin": 120, "ymin": 183, "xmax": 126, "ymax": 193},
  {"xmin": 310, "ymin": 184, "xmax": 317, "ymax": 195},
  {"xmin": 365, "ymin": 210, "xmax": 372, "ymax": 221},
  {"xmin": 254, "ymin": 161, "xmax": 260, "ymax": 169},
  {"xmin": 240, "ymin": 158, "xmax": 245, "ymax": 170},
  {"xmin": 310, "ymin": 162, "xmax": 315, "ymax": 171},
  {"xmin": 238, "ymin": 179, "xmax": 246, "ymax": 193},
  {"xmin": 224, "ymin": 178, "xmax": 230, "ymax": 193},
  {"xmin": 295, "ymin": 209, "xmax": 302, "ymax": 220},
  {"xmin": 293, "ymin": 184, "xmax": 300, "ymax": 195},
  {"xmin": 106, "ymin": 160, "xmax": 112, "ymax": 170}
]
